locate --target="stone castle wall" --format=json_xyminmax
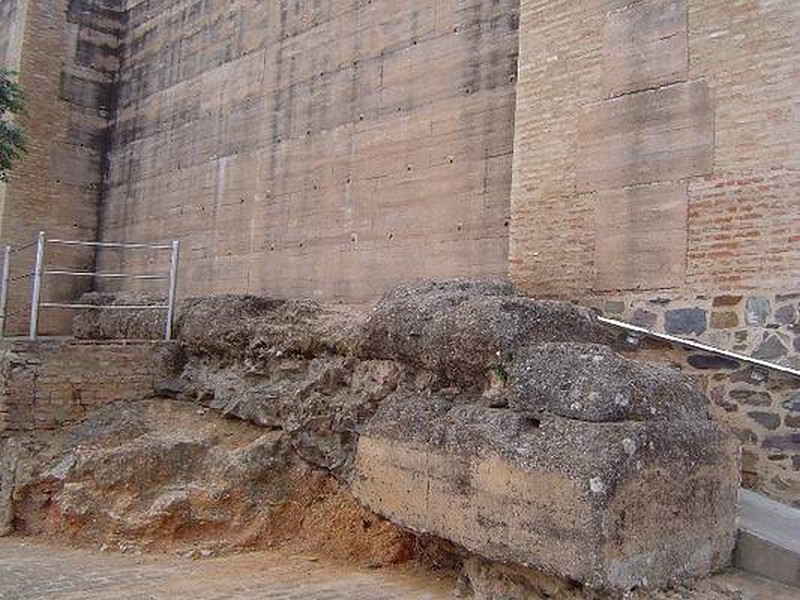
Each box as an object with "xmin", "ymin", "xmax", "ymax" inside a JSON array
[
  {"xmin": 1, "ymin": 1, "xmax": 798, "ymax": 502},
  {"xmin": 510, "ymin": 0, "xmax": 799, "ymax": 300}
]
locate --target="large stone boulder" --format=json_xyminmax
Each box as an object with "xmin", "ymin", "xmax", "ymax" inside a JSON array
[
  {"xmin": 357, "ymin": 280, "xmax": 615, "ymax": 388},
  {"xmin": 352, "ymin": 346, "xmax": 740, "ymax": 594}
]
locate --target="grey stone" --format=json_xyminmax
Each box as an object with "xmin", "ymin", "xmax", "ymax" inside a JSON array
[
  {"xmin": 748, "ymin": 411, "xmax": 781, "ymax": 431},
  {"xmin": 774, "ymin": 304, "xmax": 797, "ymax": 325},
  {"xmin": 687, "ymin": 354, "xmax": 740, "ymax": 370},
  {"xmin": 782, "ymin": 393, "xmax": 800, "ymax": 413},
  {"xmin": 753, "ymin": 335, "xmax": 788, "ymax": 361},
  {"xmin": 631, "ymin": 308, "xmax": 657, "ymax": 328},
  {"xmin": 604, "ymin": 300, "xmax": 626, "ymax": 315},
  {"xmin": 745, "ymin": 297, "xmax": 772, "ymax": 327},
  {"xmin": 763, "ymin": 434, "xmax": 800, "ymax": 452},
  {"xmin": 357, "ymin": 280, "xmax": 614, "ymax": 388},
  {"xmin": 664, "ymin": 308, "xmax": 707, "ymax": 336},
  {"xmin": 510, "ymin": 343, "xmax": 708, "ymax": 422},
  {"xmin": 729, "ymin": 390, "xmax": 772, "ymax": 407}
]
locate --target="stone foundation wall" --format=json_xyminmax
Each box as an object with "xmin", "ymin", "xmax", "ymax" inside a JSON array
[
  {"xmin": 587, "ymin": 292, "xmax": 800, "ymax": 507},
  {"xmin": 0, "ymin": 340, "xmax": 163, "ymax": 435}
]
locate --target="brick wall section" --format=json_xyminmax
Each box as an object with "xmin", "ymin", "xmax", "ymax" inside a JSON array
[
  {"xmin": 0, "ymin": 0, "xmax": 124, "ymax": 335},
  {"xmin": 96, "ymin": 0, "xmax": 518, "ymax": 304},
  {"xmin": 511, "ymin": 0, "xmax": 799, "ymax": 300},
  {"xmin": 0, "ymin": 339, "xmax": 163, "ymax": 435}
]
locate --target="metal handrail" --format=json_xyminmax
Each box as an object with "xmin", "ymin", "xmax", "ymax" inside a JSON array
[
  {"xmin": 44, "ymin": 270, "xmax": 168, "ymax": 281},
  {"xmin": 40, "ymin": 303, "xmax": 170, "ymax": 310},
  {"xmin": 45, "ymin": 238, "xmax": 173, "ymax": 250},
  {"xmin": 0, "ymin": 232, "xmax": 180, "ymax": 341},
  {"xmin": 598, "ymin": 316, "xmax": 800, "ymax": 379}
]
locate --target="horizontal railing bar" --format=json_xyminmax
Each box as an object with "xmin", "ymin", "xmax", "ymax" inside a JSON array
[
  {"xmin": 45, "ymin": 239, "xmax": 173, "ymax": 250},
  {"xmin": 598, "ymin": 316, "xmax": 800, "ymax": 379},
  {"xmin": 40, "ymin": 303, "xmax": 169, "ymax": 310},
  {"xmin": 43, "ymin": 270, "xmax": 169, "ymax": 280}
]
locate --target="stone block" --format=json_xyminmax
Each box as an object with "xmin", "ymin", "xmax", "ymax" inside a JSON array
[
  {"xmin": 710, "ymin": 312, "xmax": 739, "ymax": 329},
  {"xmin": 602, "ymin": 0, "xmax": 688, "ymax": 97},
  {"xmin": 353, "ymin": 354, "xmax": 740, "ymax": 593},
  {"xmin": 577, "ymin": 80, "xmax": 714, "ymax": 192},
  {"xmin": 665, "ymin": 307, "xmax": 707, "ymax": 335},
  {"xmin": 593, "ymin": 181, "xmax": 687, "ymax": 290},
  {"xmin": 745, "ymin": 297, "xmax": 772, "ymax": 327}
]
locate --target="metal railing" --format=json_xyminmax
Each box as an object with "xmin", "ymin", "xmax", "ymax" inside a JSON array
[
  {"xmin": 0, "ymin": 232, "xmax": 180, "ymax": 341},
  {"xmin": 598, "ymin": 316, "xmax": 800, "ymax": 380}
]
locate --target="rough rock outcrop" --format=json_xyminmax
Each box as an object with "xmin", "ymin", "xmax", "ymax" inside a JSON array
[
  {"xmin": 1, "ymin": 398, "xmax": 417, "ymax": 563},
  {"xmin": 43, "ymin": 279, "xmax": 740, "ymax": 595}
]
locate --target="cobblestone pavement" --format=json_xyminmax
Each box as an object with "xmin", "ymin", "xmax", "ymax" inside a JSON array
[{"xmin": 0, "ymin": 538, "xmax": 454, "ymax": 600}]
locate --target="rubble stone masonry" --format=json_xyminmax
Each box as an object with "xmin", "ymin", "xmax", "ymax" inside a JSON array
[{"xmin": 0, "ymin": 339, "xmax": 162, "ymax": 435}]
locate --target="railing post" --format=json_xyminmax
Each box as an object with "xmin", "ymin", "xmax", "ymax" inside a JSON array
[
  {"xmin": 164, "ymin": 239, "xmax": 180, "ymax": 341},
  {"xmin": 0, "ymin": 245, "xmax": 10, "ymax": 339},
  {"xmin": 29, "ymin": 231, "xmax": 45, "ymax": 341}
]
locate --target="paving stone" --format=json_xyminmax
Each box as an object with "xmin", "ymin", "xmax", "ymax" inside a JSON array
[{"xmin": 0, "ymin": 539, "xmax": 452, "ymax": 600}]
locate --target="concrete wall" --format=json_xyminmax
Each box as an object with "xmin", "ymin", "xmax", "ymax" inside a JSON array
[
  {"xmin": 0, "ymin": 0, "xmax": 124, "ymax": 334},
  {"xmin": 0, "ymin": 339, "xmax": 162, "ymax": 435},
  {"xmin": 97, "ymin": 0, "xmax": 519, "ymax": 304}
]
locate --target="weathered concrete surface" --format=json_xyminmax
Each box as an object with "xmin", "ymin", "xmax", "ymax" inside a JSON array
[
  {"xmin": 735, "ymin": 489, "xmax": 800, "ymax": 589},
  {"xmin": 95, "ymin": 0, "xmax": 519, "ymax": 304}
]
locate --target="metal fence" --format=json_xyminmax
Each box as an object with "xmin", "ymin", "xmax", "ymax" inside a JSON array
[{"xmin": 0, "ymin": 232, "xmax": 180, "ymax": 341}]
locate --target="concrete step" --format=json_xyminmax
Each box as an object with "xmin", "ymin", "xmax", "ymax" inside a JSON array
[{"xmin": 735, "ymin": 488, "xmax": 800, "ymax": 589}]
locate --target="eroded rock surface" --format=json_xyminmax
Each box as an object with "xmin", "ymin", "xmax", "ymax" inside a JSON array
[
  {"xmin": 1, "ymin": 398, "xmax": 417, "ymax": 564},
  {"xmin": 8, "ymin": 280, "xmax": 741, "ymax": 597}
]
